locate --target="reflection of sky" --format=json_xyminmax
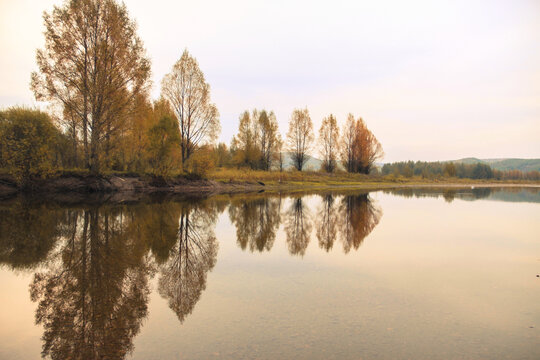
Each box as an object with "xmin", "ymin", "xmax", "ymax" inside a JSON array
[
  {"xmin": 132, "ymin": 192, "xmax": 540, "ymax": 359},
  {"xmin": 0, "ymin": 191, "xmax": 539, "ymax": 358},
  {"xmin": 1, "ymin": 0, "xmax": 539, "ymax": 162}
]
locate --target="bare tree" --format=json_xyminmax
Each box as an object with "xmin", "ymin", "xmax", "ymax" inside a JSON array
[
  {"xmin": 256, "ymin": 110, "xmax": 280, "ymax": 171},
  {"xmin": 319, "ymin": 114, "xmax": 339, "ymax": 172},
  {"xmin": 286, "ymin": 108, "xmax": 314, "ymax": 171},
  {"xmin": 31, "ymin": 0, "xmax": 151, "ymax": 173},
  {"xmin": 161, "ymin": 50, "xmax": 220, "ymax": 170},
  {"xmin": 340, "ymin": 113, "xmax": 357, "ymax": 173}
]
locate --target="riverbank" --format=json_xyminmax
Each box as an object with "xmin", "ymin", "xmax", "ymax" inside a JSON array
[{"xmin": 1, "ymin": 171, "xmax": 539, "ymax": 200}]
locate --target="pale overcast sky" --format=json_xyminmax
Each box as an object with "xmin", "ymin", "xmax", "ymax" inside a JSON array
[{"xmin": 0, "ymin": 0, "xmax": 539, "ymax": 162}]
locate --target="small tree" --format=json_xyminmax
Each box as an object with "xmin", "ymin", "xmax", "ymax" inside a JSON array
[
  {"xmin": 231, "ymin": 111, "xmax": 259, "ymax": 168},
  {"xmin": 161, "ymin": 50, "xmax": 220, "ymax": 170},
  {"xmin": 0, "ymin": 107, "xmax": 59, "ymax": 182},
  {"xmin": 147, "ymin": 115, "xmax": 181, "ymax": 177},
  {"xmin": 319, "ymin": 114, "xmax": 339, "ymax": 173},
  {"xmin": 286, "ymin": 108, "xmax": 314, "ymax": 171}
]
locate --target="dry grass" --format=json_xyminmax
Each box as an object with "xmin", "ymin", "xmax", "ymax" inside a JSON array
[{"xmin": 209, "ymin": 167, "xmax": 540, "ymax": 188}]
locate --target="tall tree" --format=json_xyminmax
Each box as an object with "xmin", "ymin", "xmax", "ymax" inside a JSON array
[
  {"xmin": 31, "ymin": 0, "xmax": 151, "ymax": 173},
  {"xmin": 256, "ymin": 110, "xmax": 280, "ymax": 170},
  {"xmin": 356, "ymin": 118, "xmax": 384, "ymax": 174},
  {"xmin": 319, "ymin": 114, "xmax": 339, "ymax": 173},
  {"xmin": 340, "ymin": 114, "xmax": 358, "ymax": 173},
  {"xmin": 286, "ymin": 108, "xmax": 314, "ymax": 171},
  {"xmin": 161, "ymin": 50, "xmax": 220, "ymax": 170}
]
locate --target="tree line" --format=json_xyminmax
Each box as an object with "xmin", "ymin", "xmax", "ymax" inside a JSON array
[
  {"xmin": 381, "ymin": 161, "xmax": 540, "ymax": 181},
  {"xmin": 0, "ymin": 0, "xmax": 385, "ymax": 182},
  {"xmin": 228, "ymin": 108, "xmax": 384, "ymax": 174},
  {"xmin": 1, "ymin": 0, "xmax": 535, "ymax": 184}
]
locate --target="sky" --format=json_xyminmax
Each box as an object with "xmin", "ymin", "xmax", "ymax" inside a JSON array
[{"xmin": 0, "ymin": 0, "xmax": 539, "ymax": 162}]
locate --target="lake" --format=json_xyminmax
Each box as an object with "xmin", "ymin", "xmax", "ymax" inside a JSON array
[{"xmin": 0, "ymin": 187, "xmax": 539, "ymax": 359}]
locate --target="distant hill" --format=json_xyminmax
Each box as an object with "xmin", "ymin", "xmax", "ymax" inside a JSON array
[{"xmin": 453, "ymin": 158, "xmax": 540, "ymax": 172}]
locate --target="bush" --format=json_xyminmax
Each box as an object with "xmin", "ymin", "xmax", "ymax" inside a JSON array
[
  {"xmin": 0, "ymin": 107, "xmax": 60, "ymax": 182},
  {"xmin": 185, "ymin": 146, "xmax": 215, "ymax": 178}
]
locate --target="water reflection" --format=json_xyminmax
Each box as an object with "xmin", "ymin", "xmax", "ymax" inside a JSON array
[
  {"xmin": 316, "ymin": 194, "xmax": 339, "ymax": 251},
  {"xmin": 284, "ymin": 197, "xmax": 313, "ymax": 257},
  {"xmin": 29, "ymin": 206, "xmax": 151, "ymax": 360},
  {"xmin": 383, "ymin": 187, "xmax": 540, "ymax": 203},
  {"xmin": 157, "ymin": 202, "xmax": 219, "ymax": 323},
  {"xmin": 0, "ymin": 202, "xmax": 64, "ymax": 270},
  {"xmin": 339, "ymin": 193, "xmax": 382, "ymax": 253},
  {"xmin": 229, "ymin": 196, "xmax": 282, "ymax": 252},
  {"xmin": 5, "ymin": 188, "xmax": 531, "ymax": 358}
]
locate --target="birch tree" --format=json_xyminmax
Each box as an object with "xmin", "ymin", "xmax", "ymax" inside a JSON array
[
  {"xmin": 319, "ymin": 114, "xmax": 339, "ymax": 173},
  {"xmin": 161, "ymin": 50, "xmax": 220, "ymax": 169},
  {"xmin": 286, "ymin": 108, "xmax": 314, "ymax": 171}
]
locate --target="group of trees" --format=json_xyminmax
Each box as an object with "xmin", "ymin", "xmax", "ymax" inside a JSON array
[
  {"xmin": 230, "ymin": 109, "xmax": 282, "ymax": 170},
  {"xmin": 0, "ymin": 0, "xmax": 387, "ymax": 181},
  {"xmin": 0, "ymin": 0, "xmax": 220, "ymax": 181},
  {"xmin": 230, "ymin": 107, "xmax": 384, "ymax": 174},
  {"xmin": 381, "ymin": 161, "xmax": 540, "ymax": 180}
]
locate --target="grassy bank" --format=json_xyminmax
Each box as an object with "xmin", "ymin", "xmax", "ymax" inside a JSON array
[{"xmin": 209, "ymin": 168, "xmax": 540, "ymax": 188}]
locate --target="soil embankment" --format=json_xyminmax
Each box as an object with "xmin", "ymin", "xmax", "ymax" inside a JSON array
[
  {"xmin": 0, "ymin": 174, "xmax": 262, "ymax": 200},
  {"xmin": 0, "ymin": 173, "xmax": 538, "ymax": 201}
]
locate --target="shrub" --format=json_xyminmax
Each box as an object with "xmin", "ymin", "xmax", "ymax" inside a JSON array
[{"xmin": 0, "ymin": 107, "xmax": 60, "ymax": 182}]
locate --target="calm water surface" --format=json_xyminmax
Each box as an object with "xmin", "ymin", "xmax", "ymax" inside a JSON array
[{"xmin": 0, "ymin": 187, "xmax": 539, "ymax": 359}]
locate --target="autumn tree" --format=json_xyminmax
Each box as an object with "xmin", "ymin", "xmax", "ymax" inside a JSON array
[
  {"xmin": 256, "ymin": 110, "xmax": 281, "ymax": 170},
  {"xmin": 161, "ymin": 50, "xmax": 220, "ymax": 170},
  {"xmin": 0, "ymin": 107, "xmax": 60, "ymax": 181},
  {"xmin": 286, "ymin": 108, "xmax": 314, "ymax": 171},
  {"xmin": 319, "ymin": 114, "xmax": 339, "ymax": 172},
  {"xmin": 114, "ymin": 94, "xmax": 154, "ymax": 172},
  {"xmin": 31, "ymin": 0, "xmax": 151, "ymax": 173},
  {"xmin": 147, "ymin": 115, "xmax": 181, "ymax": 177},
  {"xmin": 231, "ymin": 111, "xmax": 259, "ymax": 168},
  {"xmin": 340, "ymin": 114, "xmax": 357, "ymax": 173},
  {"xmin": 231, "ymin": 109, "xmax": 280, "ymax": 170},
  {"xmin": 213, "ymin": 143, "xmax": 232, "ymax": 168},
  {"xmin": 340, "ymin": 114, "xmax": 383, "ymax": 174}
]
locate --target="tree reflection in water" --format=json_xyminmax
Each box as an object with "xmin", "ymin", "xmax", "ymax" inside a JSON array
[
  {"xmin": 284, "ymin": 197, "xmax": 313, "ymax": 256},
  {"xmin": 0, "ymin": 191, "xmax": 383, "ymax": 359},
  {"xmin": 29, "ymin": 206, "xmax": 152, "ymax": 360},
  {"xmin": 0, "ymin": 201, "xmax": 66, "ymax": 270},
  {"xmin": 156, "ymin": 202, "xmax": 219, "ymax": 323},
  {"xmin": 229, "ymin": 196, "xmax": 281, "ymax": 252},
  {"xmin": 316, "ymin": 194, "xmax": 339, "ymax": 251},
  {"xmin": 339, "ymin": 193, "xmax": 382, "ymax": 253}
]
